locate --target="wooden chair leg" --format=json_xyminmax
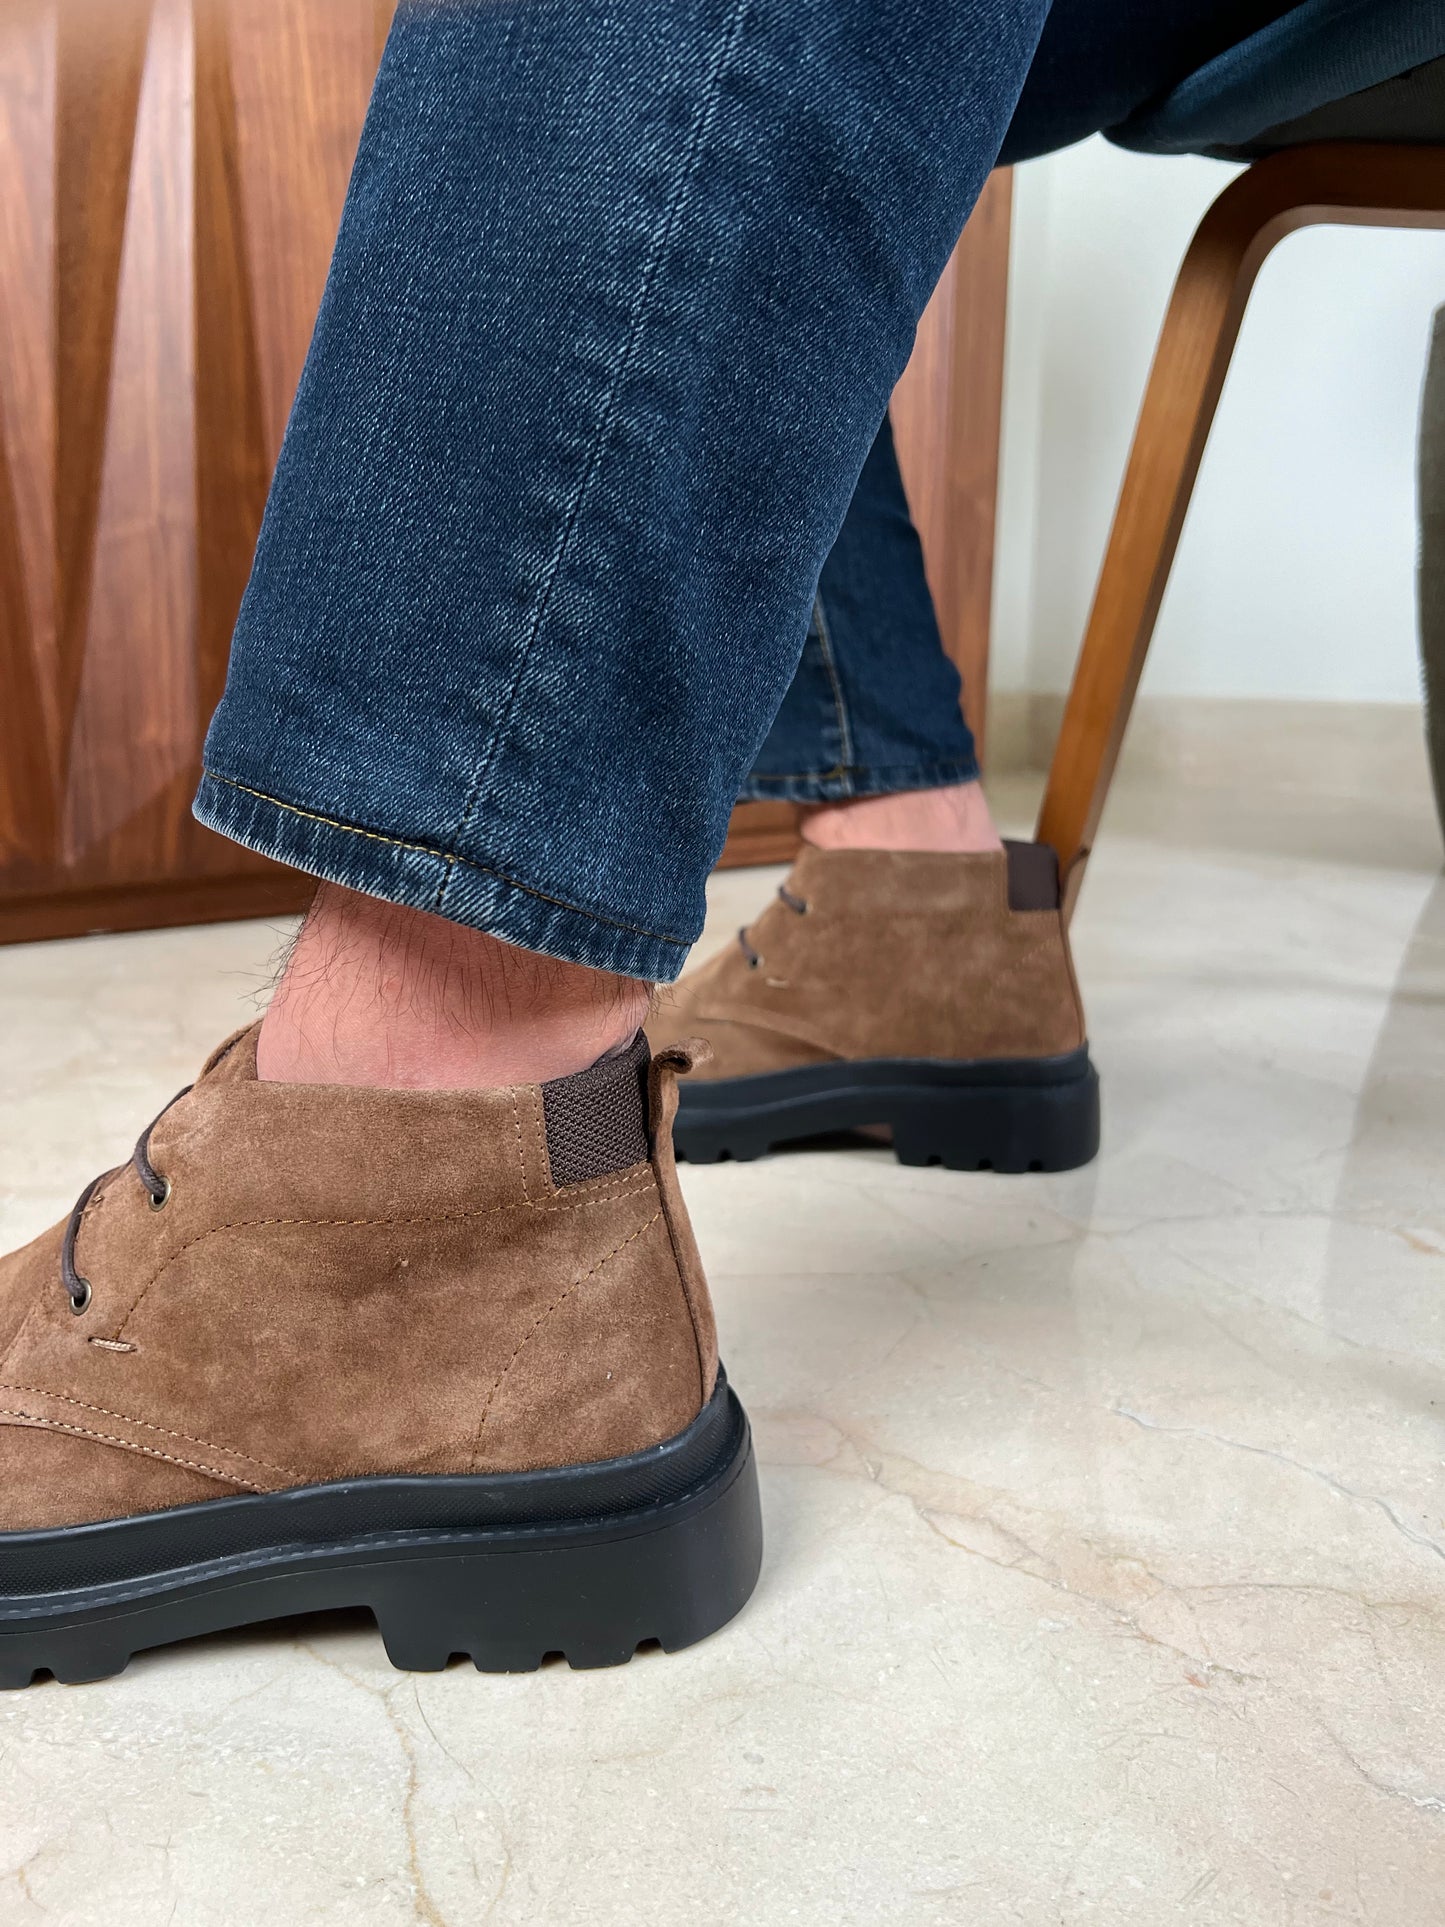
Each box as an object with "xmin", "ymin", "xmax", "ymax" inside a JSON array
[{"xmin": 1035, "ymin": 143, "xmax": 1445, "ymax": 922}]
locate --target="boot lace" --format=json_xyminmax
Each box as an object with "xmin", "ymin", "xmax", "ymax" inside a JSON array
[
  {"xmin": 735, "ymin": 883, "xmax": 809, "ymax": 971},
  {"xmin": 60, "ymin": 1086, "xmax": 192, "ymax": 1314}
]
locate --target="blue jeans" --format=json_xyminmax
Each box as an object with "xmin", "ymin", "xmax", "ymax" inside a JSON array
[
  {"xmin": 197, "ymin": 0, "xmax": 1295, "ymax": 982},
  {"xmin": 742, "ymin": 412, "xmax": 979, "ymax": 805}
]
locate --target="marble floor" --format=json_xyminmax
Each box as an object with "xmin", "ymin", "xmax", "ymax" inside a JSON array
[{"xmin": 1, "ymin": 766, "xmax": 1444, "ymax": 1925}]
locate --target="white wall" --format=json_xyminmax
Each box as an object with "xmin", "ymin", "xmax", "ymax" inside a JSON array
[{"xmin": 991, "ymin": 138, "xmax": 1445, "ymax": 703}]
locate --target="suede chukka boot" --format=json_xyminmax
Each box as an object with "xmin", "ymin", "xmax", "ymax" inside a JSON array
[
  {"xmin": 0, "ymin": 1026, "xmax": 760, "ymax": 1686},
  {"xmin": 652, "ymin": 840, "xmax": 1099, "ymax": 1172}
]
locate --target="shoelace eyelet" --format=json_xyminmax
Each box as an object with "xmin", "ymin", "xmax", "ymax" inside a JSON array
[{"xmin": 58, "ymin": 1083, "xmax": 191, "ymax": 1317}]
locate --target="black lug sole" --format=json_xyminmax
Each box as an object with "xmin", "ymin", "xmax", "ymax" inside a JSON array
[
  {"xmin": 0, "ymin": 1376, "xmax": 761, "ymax": 1688},
  {"xmin": 675, "ymin": 1047, "xmax": 1101, "ymax": 1173}
]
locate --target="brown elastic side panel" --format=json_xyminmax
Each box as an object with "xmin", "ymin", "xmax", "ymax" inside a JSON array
[
  {"xmin": 1004, "ymin": 839, "xmax": 1061, "ymax": 912},
  {"xmin": 540, "ymin": 1030, "xmax": 651, "ymax": 1187}
]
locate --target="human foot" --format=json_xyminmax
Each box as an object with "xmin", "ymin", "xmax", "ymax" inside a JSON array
[{"xmin": 0, "ymin": 1026, "xmax": 758, "ymax": 1685}]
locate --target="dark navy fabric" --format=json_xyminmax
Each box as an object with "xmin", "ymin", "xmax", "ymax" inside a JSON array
[
  {"xmin": 999, "ymin": 0, "xmax": 1299, "ymax": 165},
  {"xmin": 1110, "ymin": 0, "xmax": 1445, "ymax": 157}
]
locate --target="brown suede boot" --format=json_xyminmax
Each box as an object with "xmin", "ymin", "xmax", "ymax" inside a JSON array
[
  {"xmin": 652, "ymin": 840, "xmax": 1099, "ymax": 1172},
  {"xmin": 0, "ymin": 1026, "xmax": 759, "ymax": 1686}
]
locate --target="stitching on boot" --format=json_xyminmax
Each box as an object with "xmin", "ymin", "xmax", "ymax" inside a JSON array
[
  {"xmin": 529, "ymin": 1088, "xmax": 549, "ymax": 1193},
  {"xmin": 112, "ymin": 1181, "xmax": 656, "ymax": 1339},
  {"xmin": 0, "ymin": 1409, "xmax": 268, "ymax": 1492},
  {"xmin": 979, "ymin": 934, "xmax": 1074, "ymax": 995},
  {"xmin": 539, "ymin": 1162, "xmax": 651, "ymax": 1198},
  {"xmin": 510, "ymin": 1091, "xmax": 532, "ymax": 1203},
  {"xmin": 990, "ymin": 934, "xmax": 1067, "ymax": 974},
  {"xmin": 469, "ymin": 1211, "xmax": 664, "ymax": 1461},
  {"xmin": 0, "ymin": 1381, "xmax": 299, "ymax": 1478}
]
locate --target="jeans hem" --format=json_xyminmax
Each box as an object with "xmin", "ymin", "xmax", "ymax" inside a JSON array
[
  {"xmin": 736, "ymin": 756, "xmax": 981, "ymax": 806},
  {"xmin": 193, "ymin": 770, "xmax": 695, "ymax": 982}
]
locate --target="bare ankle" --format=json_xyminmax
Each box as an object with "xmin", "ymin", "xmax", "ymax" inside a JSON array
[
  {"xmin": 802, "ymin": 780, "xmax": 1004, "ymax": 855},
  {"xmin": 257, "ymin": 884, "xmax": 651, "ymax": 1088}
]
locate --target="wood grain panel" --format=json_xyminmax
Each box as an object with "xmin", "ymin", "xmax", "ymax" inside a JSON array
[
  {"xmin": 221, "ymin": 0, "xmax": 386, "ymax": 459},
  {"xmin": 0, "ymin": 0, "xmax": 382, "ymax": 940},
  {"xmin": 53, "ymin": 0, "xmax": 152, "ymax": 764},
  {"xmin": 0, "ymin": 1, "xmax": 57, "ymax": 873},
  {"xmin": 194, "ymin": 0, "xmax": 271, "ymax": 742},
  {"xmin": 61, "ymin": 0, "xmax": 195, "ymax": 876}
]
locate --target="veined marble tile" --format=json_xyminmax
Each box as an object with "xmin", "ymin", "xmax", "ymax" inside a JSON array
[{"xmin": 1, "ymin": 780, "xmax": 1443, "ymax": 1925}]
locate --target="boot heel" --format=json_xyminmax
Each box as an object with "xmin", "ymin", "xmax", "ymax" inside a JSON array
[
  {"xmin": 890, "ymin": 1071, "xmax": 1101, "ymax": 1173},
  {"xmin": 367, "ymin": 1429, "xmax": 762, "ymax": 1675}
]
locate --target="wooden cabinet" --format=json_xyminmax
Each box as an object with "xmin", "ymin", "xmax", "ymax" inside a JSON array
[{"xmin": 0, "ymin": 0, "xmax": 1010, "ymax": 943}]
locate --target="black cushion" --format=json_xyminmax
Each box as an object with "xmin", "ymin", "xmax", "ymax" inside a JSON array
[{"xmin": 1110, "ymin": 0, "xmax": 1445, "ymax": 159}]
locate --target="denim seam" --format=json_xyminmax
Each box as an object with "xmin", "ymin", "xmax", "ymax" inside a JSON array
[
  {"xmin": 743, "ymin": 755, "xmax": 979, "ymax": 785},
  {"xmin": 811, "ymin": 591, "xmax": 856, "ymax": 774},
  {"xmin": 434, "ymin": 0, "xmax": 753, "ymax": 913},
  {"xmin": 747, "ymin": 764, "xmax": 856, "ymax": 783},
  {"xmin": 200, "ymin": 770, "xmax": 689, "ymax": 950}
]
